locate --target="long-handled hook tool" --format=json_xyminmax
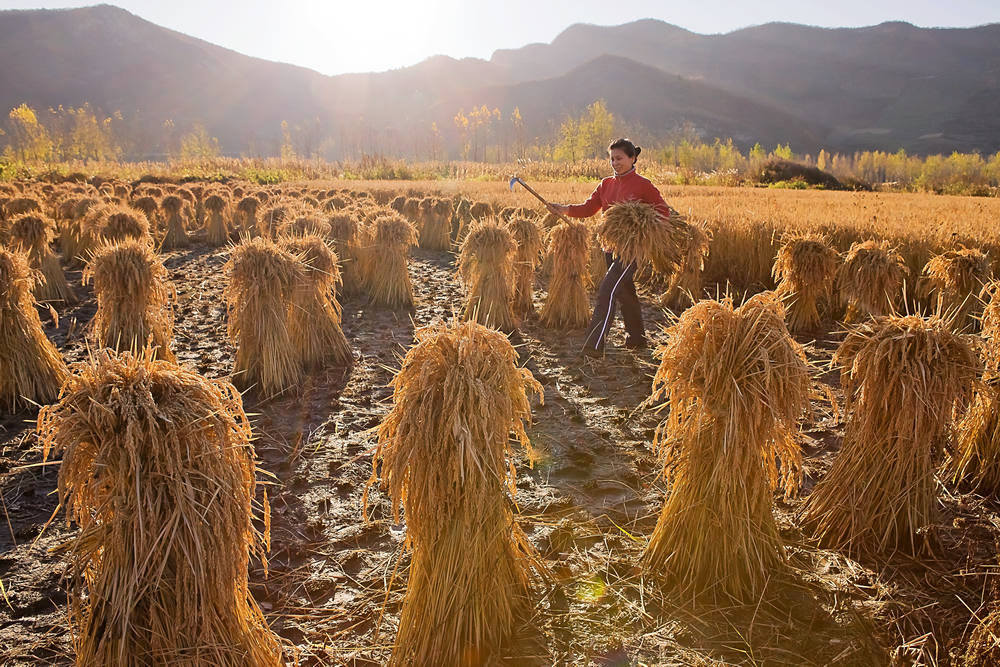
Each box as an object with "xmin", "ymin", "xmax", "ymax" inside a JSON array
[{"xmin": 508, "ymin": 175, "xmax": 572, "ymax": 225}]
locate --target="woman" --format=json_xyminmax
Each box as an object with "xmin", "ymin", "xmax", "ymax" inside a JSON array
[{"xmin": 548, "ymin": 138, "xmax": 672, "ymax": 357}]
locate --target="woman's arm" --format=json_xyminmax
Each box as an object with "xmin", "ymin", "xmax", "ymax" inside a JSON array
[{"xmin": 561, "ymin": 183, "xmax": 603, "ymax": 218}]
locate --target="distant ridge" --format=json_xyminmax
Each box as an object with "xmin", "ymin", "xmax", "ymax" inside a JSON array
[{"xmin": 0, "ymin": 5, "xmax": 997, "ymax": 158}]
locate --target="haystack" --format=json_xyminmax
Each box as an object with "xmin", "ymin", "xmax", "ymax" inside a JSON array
[
  {"xmin": 458, "ymin": 220, "xmax": 517, "ymax": 331},
  {"xmin": 919, "ymin": 247, "xmax": 993, "ymax": 332},
  {"xmin": 224, "ymin": 237, "xmax": 304, "ymax": 395},
  {"xmin": 38, "ymin": 349, "xmax": 283, "ymax": 665},
  {"xmin": 641, "ymin": 292, "xmax": 810, "ymax": 600},
  {"xmin": 365, "ymin": 320, "xmax": 544, "ymax": 665},
  {"xmin": 540, "ymin": 221, "xmax": 590, "ymax": 329},
  {"xmin": 801, "ymin": 315, "xmax": 978, "ymax": 557},
  {"xmin": 368, "ymin": 213, "xmax": 418, "ymax": 309},
  {"xmin": 0, "ymin": 248, "xmax": 67, "ymax": 411},
  {"xmin": 506, "ymin": 217, "xmax": 543, "ymax": 318},
  {"xmin": 84, "ymin": 239, "xmax": 175, "ymax": 361},
  {"xmin": 159, "ymin": 194, "xmax": 190, "ymax": 250},
  {"xmin": 772, "ymin": 234, "xmax": 840, "ymax": 332},
  {"xmin": 279, "ymin": 234, "xmax": 352, "ymax": 368},
  {"xmin": 4, "ymin": 213, "xmax": 76, "ymax": 303},
  {"xmin": 838, "ymin": 240, "xmax": 908, "ymax": 322}
]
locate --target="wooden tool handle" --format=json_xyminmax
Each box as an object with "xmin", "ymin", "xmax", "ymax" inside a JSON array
[{"xmin": 512, "ymin": 178, "xmax": 573, "ymax": 225}]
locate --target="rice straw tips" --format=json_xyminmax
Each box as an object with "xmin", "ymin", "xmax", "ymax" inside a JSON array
[
  {"xmin": 365, "ymin": 320, "xmax": 545, "ymax": 665},
  {"xmin": 662, "ymin": 221, "xmax": 712, "ymax": 311},
  {"xmin": 641, "ymin": 292, "xmax": 810, "ymax": 601},
  {"xmin": 39, "ymin": 349, "xmax": 283, "ymax": 665},
  {"xmin": 919, "ymin": 247, "xmax": 993, "ymax": 332}
]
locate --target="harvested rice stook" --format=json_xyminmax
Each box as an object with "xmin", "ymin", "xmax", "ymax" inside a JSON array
[
  {"xmin": 203, "ymin": 193, "xmax": 232, "ymax": 246},
  {"xmin": 801, "ymin": 315, "xmax": 978, "ymax": 557},
  {"xmin": 837, "ymin": 239, "xmax": 908, "ymax": 322},
  {"xmin": 328, "ymin": 212, "xmax": 362, "ymax": 294},
  {"xmin": 641, "ymin": 292, "xmax": 810, "ymax": 600},
  {"xmin": 506, "ymin": 217, "xmax": 543, "ymax": 318},
  {"xmin": 224, "ymin": 237, "xmax": 304, "ymax": 395},
  {"xmin": 4, "ymin": 213, "xmax": 76, "ymax": 303},
  {"xmin": 596, "ymin": 200, "xmax": 688, "ymax": 276},
  {"xmin": 662, "ymin": 220, "xmax": 712, "ymax": 311},
  {"xmin": 159, "ymin": 194, "xmax": 190, "ymax": 250},
  {"xmin": 540, "ymin": 221, "xmax": 591, "ymax": 329},
  {"xmin": 772, "ymin": 234, "xmax": 840, "ymax": 332},
  {"xmin": 277, "ymin": 212, "xmax": 330, "ymax": 239},
  {"xmin": 279, "ymin": 234, "xmax": 352, "ymax": 368},
  {"xmin": 0, "ymin": 248, "xmax": 67, "ymax": 411},
  {"xmin": 418, "ymin": 197, "xmax": 453, "ymax": 251},
  {"xmin": 234, "ymin": 195, "xmax": 260, "ymax": 236},
  {"xmin": 919, "ymin": 247, "xmax": 993, "ymax": 332},
  {"xmin": 367, "ymin": 214, "xmax": 418, "ymax": 309},
  {"xmin": 365, "ymin": 320, "xmax": 545, "ymax": 666},
  {"xmin": 83, "ymin": 239, "xmax": 175, "ymax": 362},
  {"xmin": 982, "ymin": 281, "xmax": 1000, "ymax": 368},
  {"xmin": 458, "ymin": 220, "xmax": 517, "ymax": 331},
  {"xmin": 39, "ymin": 349, "xmax": 283, "ymax": 666}
]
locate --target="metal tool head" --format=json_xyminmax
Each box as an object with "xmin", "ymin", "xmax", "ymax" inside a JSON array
[{"xmin": 508, "ymin": 176, "xmax": 522, "ymax": 192}]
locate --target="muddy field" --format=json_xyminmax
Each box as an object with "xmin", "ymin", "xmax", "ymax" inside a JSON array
[{"xmin": 1, "ymin": 237, "xmax": 998, "ymax": 665}]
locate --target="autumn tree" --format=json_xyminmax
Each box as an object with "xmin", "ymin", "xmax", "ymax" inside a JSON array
[{"xmin": 5, "ymin": 104, "xmax": 53, "ymax": 161}]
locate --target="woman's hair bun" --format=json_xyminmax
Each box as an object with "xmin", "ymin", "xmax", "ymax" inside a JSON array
[{"xmin": 634, "ymin": 146, "xmax": 642, "ymax": 156}]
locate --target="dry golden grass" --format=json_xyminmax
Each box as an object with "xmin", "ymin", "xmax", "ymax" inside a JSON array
[
  {"xmin": 365, "ymin": 319, "xmax": 544, "ymax": 665},
  {"xmin": 39, "ymin": 349, "xmax": 282, "ymax": 666}
]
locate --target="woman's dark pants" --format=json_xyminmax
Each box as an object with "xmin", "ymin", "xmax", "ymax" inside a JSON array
[{"xmin": 581, "ymin": 252, "xmax": 644, "ymax": 353}]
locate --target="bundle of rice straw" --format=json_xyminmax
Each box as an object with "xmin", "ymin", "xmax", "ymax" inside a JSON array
[
  {"xmin": 257, "ymin": 199, "xmax": 305, "ymax": 239},
  {"xmin": 84, "ymin": 239, "xmax": 175, "ymax": 362},
  {"xmin": 919, "ymin": 247, "xmax": 993, "ymax": 332},
  {"xmin": 38, "ymin": 349, "xmax": 283, "ymax": 665},
  {"xmin": 458, "ymin": 220, "xmax": 517, "ymax": 331},
  {"xmin": 540, "ymin": 221, "xmax": 591, "ymax": 329},
  {"xmin": 326, "ymin": 212, "xmax": 361, "ymax": 293},
  {"xmin": 224, "ymin": 237, "xmax": 304, "ymax": 395},
  {"xmin": 365, "ymin": 320, "xmax": 544, "ymax": 665},
  {"xmin": 662, "ymin": 221, "xmax": 712, "ymax": 311},
  {"xmin": 80, "ymin": 204, "xmax": 152, "ymax": 258},
  {"xmin": 3, "ymin": 196, "xmax": 42, "ymax": 219},
  {"xmin": 469, "ymin": 201, "xmax": 492, "ymax": 220},
  {"xmin": 418, "ymin": 197, "xmax": 453, "ymax": 251},
  {"xmin": 964, "ymin": 606, "xmax": 1000, "ymax": 666},
  {"xmin": 4, "ymin": 213, "xmax": 76, "ymax": 303},
  {"xmin": 0, "ymin": 248, "xmax": 67, "ymax": 411},
  {"xmin": 202, "ymin": 193, "xmax": 231, "ymax": 246},
  {"xmin": 62, "ymin": 196, "xmax": 100, "ymax": 265},
  {"xmin": 368, "ymin": 213, "xmax": 418, "ymax": 309},
  {"xmin": 801, "ymin": 315, "xmax": 978, "ymax": 557},
  {"xmin": 279, "ymin": 234, "xmax": 352, "ymax": 368},
  {"xmin": 159, "ymin": 194, "xmax": 190, "ymax": 250},
  {"xmin": 131, "ymin": 195, "xmax": 160, "ymax": 231},
  {"xmin": 837, "ymin": 239, "xmax": 909, "ymax": 322},
  {"xmin": 595, "ymin": 200, "xmax": 687, "ymax": 276},
  {"xmin": 235, "ymin": 196, "xmax": 260, "ymax": 236},
  {"xmin": 506, "ymin": 217, "xmax": 543, "ymax": 318},
  {"xmin": 772, "ymin": 234, "xmax": 840, "ymax": 332},
  {"xmin": 277, "ymin": 212, "xmax": 330, "ymax": 238},
  {"xmin": 641, "ymin": 292, "xmax": 810, "ymax": 600},
  {"xmin": 587, "ymin": 230, "xmax": 608, "ymax": 289}
]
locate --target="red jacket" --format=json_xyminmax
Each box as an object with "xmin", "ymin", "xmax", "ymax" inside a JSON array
[{"xmin": 565, "ymin": 168, "xmax": 670, "ymax": 219}]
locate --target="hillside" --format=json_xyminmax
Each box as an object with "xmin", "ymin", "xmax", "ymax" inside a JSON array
[{"xmin": 0, "ymin": 5, "xmax": 998, "ymax": 157}]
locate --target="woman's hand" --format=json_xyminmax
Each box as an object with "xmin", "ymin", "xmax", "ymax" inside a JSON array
[{"xmin": 547, "ymin": 203, "xmax": 569, "ymax": 216}]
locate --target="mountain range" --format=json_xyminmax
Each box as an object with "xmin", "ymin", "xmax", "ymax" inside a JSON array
[{"xmin": 1, "ymin": 4, "xmax": 998, "ymax": 159}]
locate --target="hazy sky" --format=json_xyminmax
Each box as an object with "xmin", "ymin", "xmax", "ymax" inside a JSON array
[{"xmin": 3, "ymin": 1, "xmax": 998, "ymax": 75}]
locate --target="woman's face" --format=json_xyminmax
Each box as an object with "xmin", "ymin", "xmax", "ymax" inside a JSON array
[{"xmin": 609, "ymin": 148, "xmax": 635, "ymax": 175}]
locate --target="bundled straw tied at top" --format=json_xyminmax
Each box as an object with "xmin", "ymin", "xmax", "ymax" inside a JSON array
[
  {"xmin": 83, "ymin": 239, "xmax": 175, "ymax": 362},
  {"xmin": 279, "ymin": 234, "xmax": 352, "ymax": 368},
  {"xmin": 417, "ymin": 196, "xmax": 453, "ymax": 251},
  {"xmin": 540, "ymin": 220, "xmax": 591, "ymax": 329},
  {"xmin": 367, "ymin": 212, "xmax": 418, "ymax": 309},
  {"xmin": 3, "ymin": 212, "xmax": 76, "ymax": 303},
  {"xmin": 458, "ymin": 219, "xmax": 518, "ymax": 331},
  {"xmin": 366, "ymin": 320, "xmax": 545, "ymax": 666},
  {"xmin": 919, "ymin": 247, "xmax": 993, "ymax": 332},
  {"xmin": 224, "ymin": 236, "xmax": 304, "ymax": 395},
  {"xmin": 661, "ymin": 220, "xmax": 712, "ymax": 311},
  {"xmin": 772, "ymin": 234, "xmax": 840, "ymax": 332},
  {"xmin": 277, "ymin": 211, "xmax": 330, "ymax": 239},
  {"xmin": 130, "ymin": 195, "xmax": 160, "ymax": 231},
  {"xmin": 235, "ymin": 195, "xmax": 260, "ymax": 236},
  {"xmin": 39, "ymin": 349, "xmax": 283, "ymax": 666},
  {"xmin": 838, "ymin": 239, "xmax": 909, "ymax": 322},
  {"xmin": 0, "ymin": 247, "xmax": 67, "ymax": 412},
  {"xmin": 802, "ymin": 315, "xmax": 979, "ymax": 558},
  {"xmin": 159, "ymin": 194, "xmax": 191, "ymax": 250},
  {"xmin": 507, "ymin": 216, "xmax": 544, "ymax": 317},
  {"xmin": 596, "ymin": 200, "xmax": 688, "ymax": 276},
  {"xmin": 641, "ymin": 292, "xmax": 811, "ymax": 600},
  {"xmin": 203, "ymin": 192, "xmax": 232, "ymax": 246},
  {"xmin": 328, "ymin": 212, "xmax": 362, "ymax": 293}
]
